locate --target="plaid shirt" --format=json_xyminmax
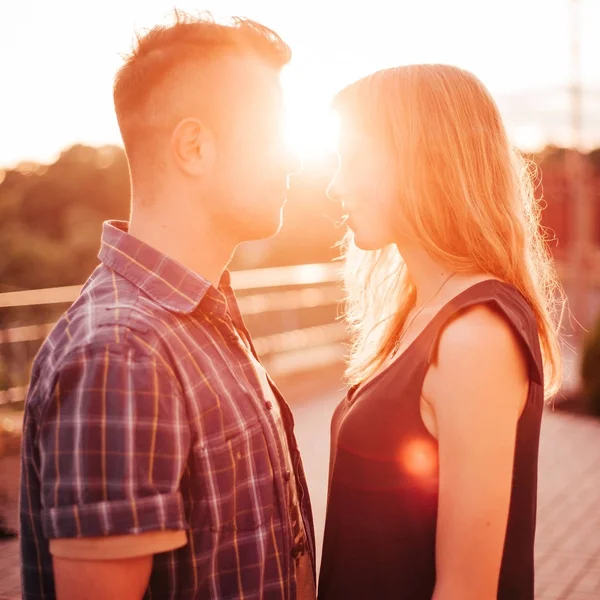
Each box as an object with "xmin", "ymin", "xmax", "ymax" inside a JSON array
[{"xmin": 20, "ymin": 220, "xmax": 316, "ymax": 599}]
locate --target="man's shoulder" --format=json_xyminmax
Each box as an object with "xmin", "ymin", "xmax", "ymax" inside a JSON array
[
  {"xmin": 29, "ymin": 266, "xmax": 185, "ymax": 398},
  {"xmin": 45, "ymin": 270, "xmax": 145, "ymax": 344}
]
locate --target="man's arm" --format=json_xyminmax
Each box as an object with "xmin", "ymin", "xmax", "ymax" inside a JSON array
[
  {"xmin": 38, "ymin": 342, "xmax": 191, "ymax": 600},
  {"xmin": 53, "ymin": 554, "xmax": 152, "ymax": 600}
]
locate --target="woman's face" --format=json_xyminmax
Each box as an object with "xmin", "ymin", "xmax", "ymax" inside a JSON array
[{"xmin": 327, "ymin": 126, "xmax": 401, "ymax": 251}]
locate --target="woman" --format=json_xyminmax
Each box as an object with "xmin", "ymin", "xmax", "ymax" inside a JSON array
[{"xmin": 318, "ymin": 65, "xmax": 562, "ymax": 600}]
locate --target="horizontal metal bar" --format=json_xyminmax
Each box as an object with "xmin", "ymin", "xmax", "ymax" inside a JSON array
[
  {"xmin": 0, "ymin": 285, "xmax": 83, "ymax": 309},
  {"xmin": 0, "ymin": 286, "xmax": 344, "ymax": 345},
  {"xmin": 236, "ymin": 286, "xmax": 343, "ymax": 315},
  {"xmin": 0, "ymin": 387, "xmax": 27, "ymax": 406},
  {"xmin": 0, "ymin": 322, "xmax": 348, "ymax": 404},
  {"xmin": 232, "ymin": 262, "xmax": 341, "ymax": 290},
  {"xmin": 0, "ymin": 262, "xmax": 341, "ymax": 308},
  {"xmin": 264, "ymin": 343, "xmax": 344, "ymax": 377},
  {"xmin": 0, "ymin": 323, "xmax": 56, "ymax": 344},
  {"xmin": 252, "ymin": 322, "xmax": 347, "ymax": 356}
]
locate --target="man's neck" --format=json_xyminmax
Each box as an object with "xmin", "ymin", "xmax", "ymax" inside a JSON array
[{"xmin": 128, "ymin": 211, "xmax": 237, "ymax": 287}]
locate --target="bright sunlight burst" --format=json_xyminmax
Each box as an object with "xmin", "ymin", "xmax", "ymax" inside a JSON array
[
  {"xmin": 283, "ymin": 107, "xmax": 339, "ymax": 163},
  {"xmin": 282, "ymin": 69, "xmax": 339, "ymax": 164}
]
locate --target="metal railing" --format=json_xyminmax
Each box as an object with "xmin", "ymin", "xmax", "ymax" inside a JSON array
[
  {"xmin": 3, "ymin": 257, "xmax": 597, "ymax": 409},
  {"xmin": 0, "ymin": 262, "xmax": 347, "ymax": 407}
]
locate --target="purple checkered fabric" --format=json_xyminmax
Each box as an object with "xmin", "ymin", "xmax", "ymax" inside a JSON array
[{"xmin": 20, "ymin": 220, "xmax": 315, "ymax": 599}]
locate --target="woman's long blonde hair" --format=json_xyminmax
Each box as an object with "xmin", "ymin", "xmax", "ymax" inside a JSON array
[{"xmin": 335, "ymin": 64, "xmax": 563, "ymax": 399}]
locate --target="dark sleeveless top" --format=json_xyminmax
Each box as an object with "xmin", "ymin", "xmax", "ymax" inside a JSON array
[{"xmin": 318, "ymin": 281, "xmax": 544, "ymax": 600}]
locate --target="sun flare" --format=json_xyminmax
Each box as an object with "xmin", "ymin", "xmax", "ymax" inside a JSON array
[
  {"xmin": 283, "ymin": 103, "xmax": 339, "ymax": 164},
  {"xmin": 282, "ymin": 72, "xmax": 339, "ymax": 164}
]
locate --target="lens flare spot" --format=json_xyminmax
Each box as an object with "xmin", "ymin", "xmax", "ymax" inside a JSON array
[{"xmin": 397, "ymin": 437, "xmax": 438, "ymax": 479}]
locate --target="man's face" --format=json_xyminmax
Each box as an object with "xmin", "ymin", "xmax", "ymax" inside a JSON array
[{"xmin": 207, "ymin": 55, "xmax": 298, "ymax": 242}]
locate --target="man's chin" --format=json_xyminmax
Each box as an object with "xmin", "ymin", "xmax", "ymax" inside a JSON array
[
  {"xmin": 264, "ymin": 212, "xmax": 284, "ymax": 239},
  {"xmin": 242, "ymin": 210, "xmax": 284, "ymax": 242}
]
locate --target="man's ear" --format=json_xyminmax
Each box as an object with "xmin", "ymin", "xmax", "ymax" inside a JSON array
[{"xmin": 171, "ymin": 117, "xmax": 216, "ymax": 177}]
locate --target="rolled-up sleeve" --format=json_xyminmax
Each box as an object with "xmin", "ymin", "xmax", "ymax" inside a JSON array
[{"xmin": 38, "ymin": 342, "xmax": 191, "ymax": 542}]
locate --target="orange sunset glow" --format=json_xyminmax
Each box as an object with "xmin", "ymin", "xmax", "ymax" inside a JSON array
[
  {"xmin": 2, "ymin": 0, "xmax": 600, "ymax": 168},
  {"xmin": 1, "ymin": 2, "xmax": 600, "ymax": 599}
]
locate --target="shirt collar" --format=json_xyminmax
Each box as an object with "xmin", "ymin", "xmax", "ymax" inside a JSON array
[{"xmin": 98, "ymin": 220, "xmax": 226, "ymax": 314}]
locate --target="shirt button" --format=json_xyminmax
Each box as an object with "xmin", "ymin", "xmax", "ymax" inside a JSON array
[
  {"xmin": 284, "ymin": 470, "xmax": 291, "ymax": 482},
  {"xmin": 291, "ymin": 541, "xmax": 305, "ymax": 560},
  {"xmin": 265, "ymin": 401, "xmax": 273, "ymax": 410}
]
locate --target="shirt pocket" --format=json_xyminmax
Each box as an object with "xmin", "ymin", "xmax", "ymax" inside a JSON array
[{"xmin": 196, "ymin": 420, "xmax": 276, "ymax": 532}]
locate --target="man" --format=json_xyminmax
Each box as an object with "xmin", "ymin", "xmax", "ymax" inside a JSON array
[{"xmin": 20, "ymin": 12, "xmax": 316, "ymax": 600}]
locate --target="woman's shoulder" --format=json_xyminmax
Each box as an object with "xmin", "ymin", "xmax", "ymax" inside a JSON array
[
  {"xmin": 428, "ymin": 275, "xmax": 543, "ymax": 386},
  {"xmin": 424, "ymin": 300, "xmax": 533, "ymax": 424},
  {"xmin": 436, "ymin": 298, "xmax": 527, "ymax": 367},
  {"xmin": 442, "ymin": 276, "xmax": 538, "ymax": 337}
]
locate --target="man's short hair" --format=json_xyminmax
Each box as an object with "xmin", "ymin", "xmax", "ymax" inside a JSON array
[{"xmin": 113, "ymin": 10, "xmax": 291, "ymax": 170}]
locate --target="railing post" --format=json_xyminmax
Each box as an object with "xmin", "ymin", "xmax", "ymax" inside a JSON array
[{"xmin": 0, "ymin": 328, "xmax": 11, "ymax": 406}]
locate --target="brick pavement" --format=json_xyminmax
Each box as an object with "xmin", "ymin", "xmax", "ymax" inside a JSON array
[{"xmin": 1, "ymin": 393, "xmax": 600, "ymax": 600}]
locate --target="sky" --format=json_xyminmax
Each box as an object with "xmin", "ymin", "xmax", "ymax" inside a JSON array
[{"xmin": 1, "ymin": 0, "xmax": 600, "ymax": 168}]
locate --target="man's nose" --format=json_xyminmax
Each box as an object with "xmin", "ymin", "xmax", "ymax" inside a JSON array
[
  {"xmin": 284, "ymin": 148, "xmax": 303, "ymax": 176},
  {"xmin": 326, "ymin": 177, "xmax": 342, "ymax": 203}
]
